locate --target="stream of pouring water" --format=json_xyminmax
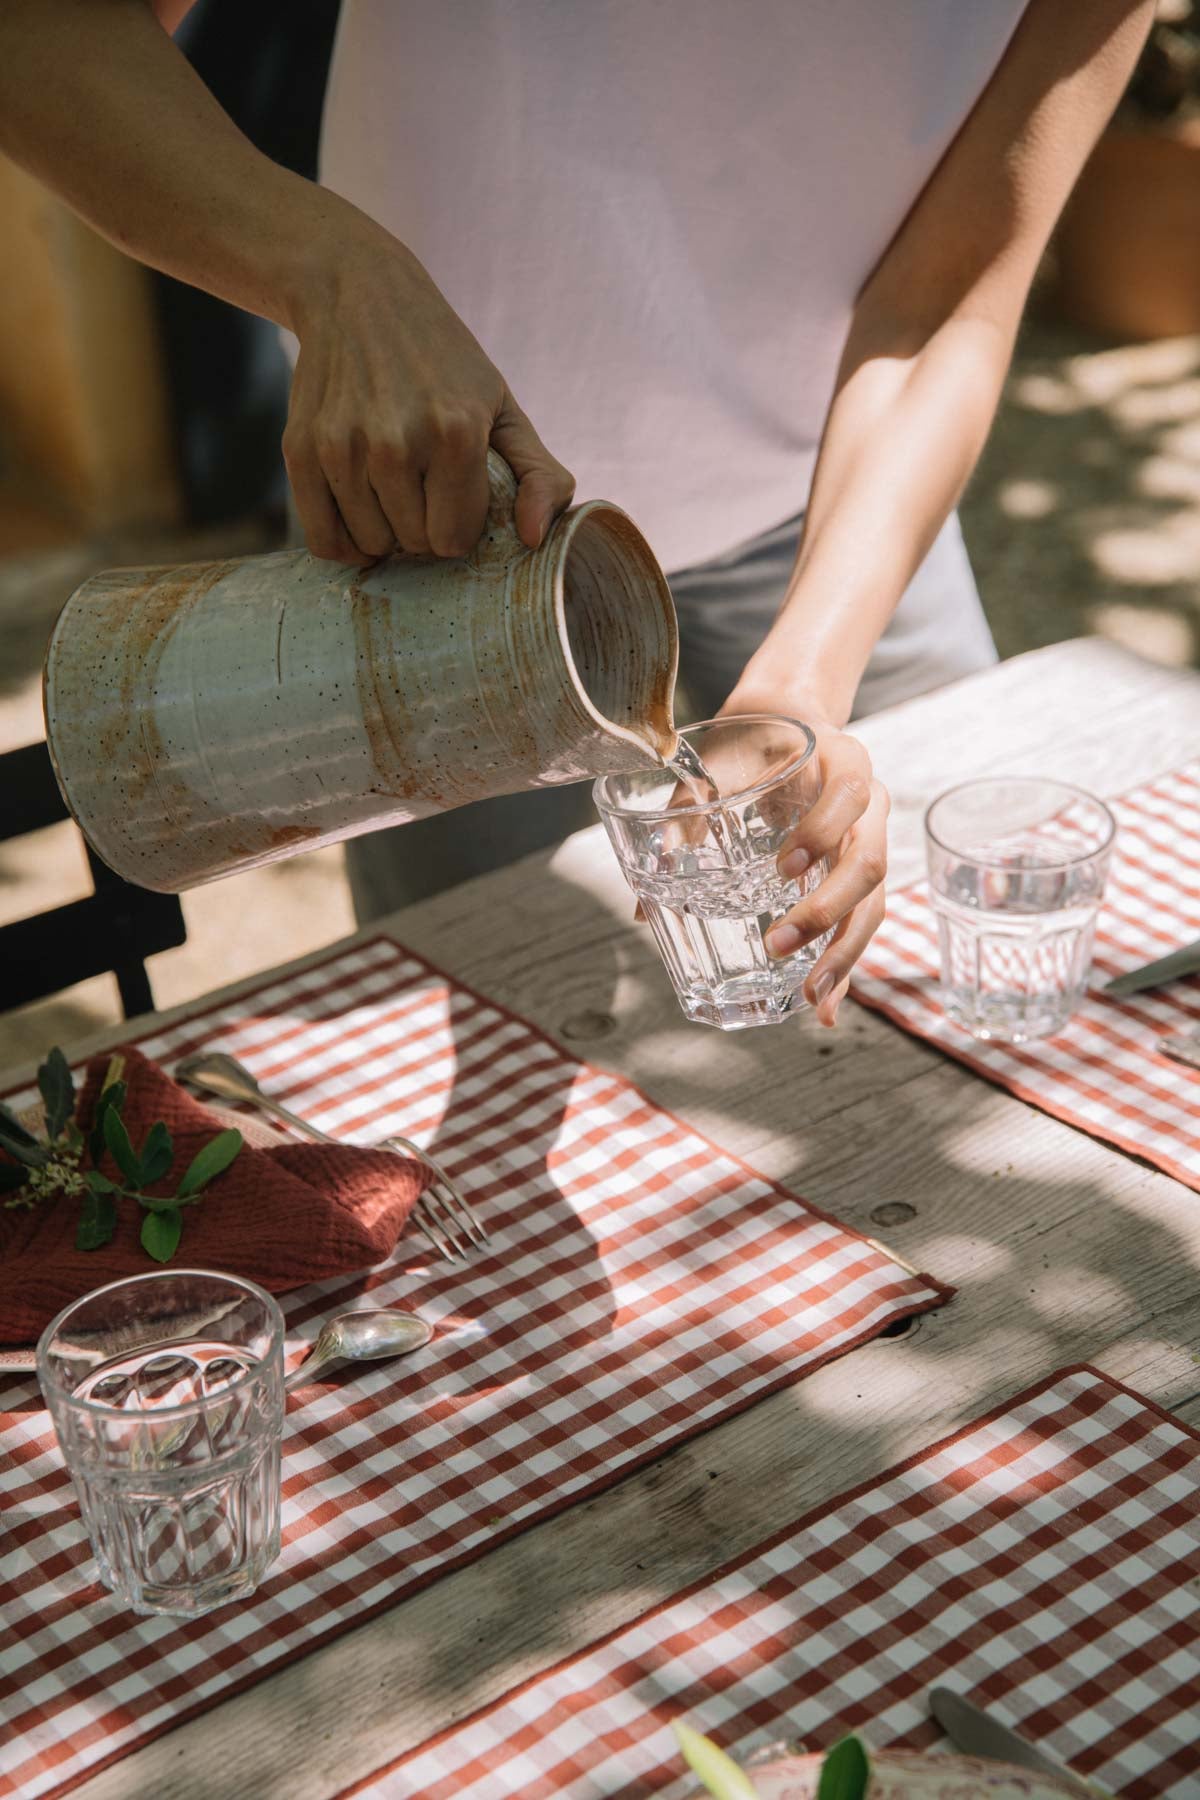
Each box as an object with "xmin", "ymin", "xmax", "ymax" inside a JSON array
[
  {"xmin": 663, "ymin": 736, "xmax": 743, "ymax": 863},
  {"xmin": 634, "ymin": 731, "xmax": 829, "ymax": 1027},
  {"xmin": 663, "ymin": 735, "xmax": 717, "ymax": 803}
]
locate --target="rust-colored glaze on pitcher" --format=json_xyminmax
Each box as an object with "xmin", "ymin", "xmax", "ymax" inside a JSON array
[{"xmin": 44, "ymin": 453, "xmax": 679, "ymax": 892}]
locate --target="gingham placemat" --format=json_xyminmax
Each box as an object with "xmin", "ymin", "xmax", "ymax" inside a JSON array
[
  {"xmin": 850, "ymin": 762, "xmax": 1200, "ymax": 1191},
  {"xmin": 343, "ymin": 1365, "xmax": 1200, "ymax": 1800},
  {"xmin": 0, "ymin": 936, "xmax": 949, "ymax": 1800}
]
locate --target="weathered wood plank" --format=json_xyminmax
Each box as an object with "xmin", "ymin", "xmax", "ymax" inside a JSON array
[{"xmin": 39, "ymin": 641, "xmax": 1200, "ymax": 1800}]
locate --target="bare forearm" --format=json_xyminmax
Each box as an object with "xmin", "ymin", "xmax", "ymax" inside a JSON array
[
  {"xmin": 0, "ymin": 0, "xmax": 366, "ymax": 331},
  {"xmin": 752, "ymin": 315, "xmax": 1013, "ymax": 725},
  {"xmin": 732, "ymin": 0, "xmax": 1153, "ymax": 727}
]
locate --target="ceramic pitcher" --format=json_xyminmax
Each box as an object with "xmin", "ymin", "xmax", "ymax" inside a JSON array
[{"xmin": 44, "ymin": 452, "xmax": 679, "ymax": 893}]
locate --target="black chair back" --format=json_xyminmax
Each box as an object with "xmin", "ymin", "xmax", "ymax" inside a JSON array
[{"xmin": 0, "ymin": 742, "xmax": 186, "ymax": 1018}]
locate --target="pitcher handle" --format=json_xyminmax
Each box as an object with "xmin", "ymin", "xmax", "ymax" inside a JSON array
[{"xmin": 470, "ymin": 448, "xmax": 530, "ymax": 567}]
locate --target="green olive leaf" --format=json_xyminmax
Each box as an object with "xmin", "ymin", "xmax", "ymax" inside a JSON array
[
  {"xmin": 137, "ymin": 1120, "xmax": 174, "ymax": 1188},
  {"xmin": 37, "ymin": 1047, "xmax": 76, "ymax": 1143},
  {"xmin": 90, "ymin": 1080, "xmax": 127, "ymax": 1167},
  {"xmin": 177, "ymin": 1129, "xmax": 243, "ymax": 1198},
  {"xmin": 816, "ymin": 1736, "xmax": 871, "ymax": 1800},
  {"xmin": 17, "ymin": 1044, "xmax": 240, "ymax": 1265},
  {"xmin": 140, "ymin": 1205, "xmax": 182, "ymax": 1263},
  {"xmin": 103, "ymin": 1106, "xmax": 142, "ymax": 1188},
  {"xmin": 76, "ymin": 1189, "xmax": 117, "ymax": 1251}
]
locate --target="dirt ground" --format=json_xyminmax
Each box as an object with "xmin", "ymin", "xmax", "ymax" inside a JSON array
[
  {"xmin": 961, "ymin": 319, "xmax": 1200, "ymax": 670},
  {"xmin": 1, "ymin": 316, "xmax": 1197, "ymax": 1068}
]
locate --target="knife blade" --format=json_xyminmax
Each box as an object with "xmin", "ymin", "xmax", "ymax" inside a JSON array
[
  {"xmin": 929, "ymin": 1689, "xmax": 1112, "ymax": 1798},
  {"xmin": 1104, "ymin": 935, "xmax": 1200, "ymax": 998},
  {"xmin": 1159, "ymin": 1025, "xmax": 1200, "ymax": 1071}
]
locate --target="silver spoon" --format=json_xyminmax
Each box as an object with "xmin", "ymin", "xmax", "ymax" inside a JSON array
[{"xmin": 285, "ymin": 1309, "xmax": 433, "ymax": 1392}]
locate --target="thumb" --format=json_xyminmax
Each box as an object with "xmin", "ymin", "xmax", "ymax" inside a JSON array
[{"xmin": 490, "ymin": 397, "xmax": 576, "ymax": 548}]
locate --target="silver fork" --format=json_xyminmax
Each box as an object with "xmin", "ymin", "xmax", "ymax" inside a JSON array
[{"xmin": 174, "ymin": 1050, "xmax": 486, "ymax": 1263}]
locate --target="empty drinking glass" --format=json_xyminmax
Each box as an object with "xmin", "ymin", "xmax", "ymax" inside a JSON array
[
  {"xmin": 594, "ymin": 715, "xmax": 830, "ymax": 1029},
  {"xmin": 37, "ymin": 1270, "xmax": 284, "ymax": 1617},
  {"xmin": 924, "ymin": 776, "xmax": 1116, "ymax": 1043}
]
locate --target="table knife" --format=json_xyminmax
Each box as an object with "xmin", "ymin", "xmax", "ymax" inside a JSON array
[
  {"xmin": 1158, "ymin": 1024, "xmax": 1200, "ymax": 1071},
  {"xmin": 929, "ymin": 1689, "xmax": 1112, "ymax": 1798},
  {"xmin": 1104, "ymin": 936, "xmax": 1200, "ymax": 998}
]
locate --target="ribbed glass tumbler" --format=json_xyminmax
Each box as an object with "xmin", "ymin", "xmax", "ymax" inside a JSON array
[
  {"xmin": 594, "ymin": 715, "xmax": 830, "ymax": 1029},
  {"xmin": 924, "ymin": 776, "xmax": 1116, "ymax": 1043},
  {"xmin": 37, "ymin": 1270, "xmax": 284, "ymax": 1617}
]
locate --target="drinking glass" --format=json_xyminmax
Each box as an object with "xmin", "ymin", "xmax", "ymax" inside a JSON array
[
  {"xmin": 37, "ymin": 1269, "xmax": 284, "ymax": 1617},
  {"xmin": 594, "ymin": 715, "xmax": 830, "ymax": 1029},
  {"xmin": 924, "ymin": 776, "xmax": 1116, "ymax": 1043}
]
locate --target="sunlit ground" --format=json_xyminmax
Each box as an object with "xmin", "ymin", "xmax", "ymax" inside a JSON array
[
  {"xmin": 1, "ymin": 317, "xmax": 1197, "ymax": 1066},
  {"xmin": 960, "ymin": 319, "xmax": 1200, "ymax": 670}
]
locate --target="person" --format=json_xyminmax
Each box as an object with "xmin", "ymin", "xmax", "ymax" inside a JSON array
[{"xmin": 0, "ymin": 0, "xmax": 1153, "ymax": 1025}]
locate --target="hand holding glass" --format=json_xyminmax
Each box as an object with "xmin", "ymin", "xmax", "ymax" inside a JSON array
[{"xmin": 594, "ymin": 716, "xmax": 831, "ymax": 1029}]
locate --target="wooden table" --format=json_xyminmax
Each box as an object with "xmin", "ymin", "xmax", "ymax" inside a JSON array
[{"xmin": 21, "ymin": 638, "xmax": 1198, "ymax": 1800}]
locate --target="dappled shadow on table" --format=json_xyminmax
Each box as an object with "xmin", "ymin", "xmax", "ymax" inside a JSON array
[
  {"xmin": 5, "ymin": 316, "xmax": 1200, "ymax": 1792},
  {"xmin": 214, "ymin": 852, "xmax": 1200, "ymax": 1800}
]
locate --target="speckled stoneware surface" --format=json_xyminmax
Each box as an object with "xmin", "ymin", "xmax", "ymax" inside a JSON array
[{"xmin": 44, "ymin": 451, "xmax": 679, "ymax": 893}]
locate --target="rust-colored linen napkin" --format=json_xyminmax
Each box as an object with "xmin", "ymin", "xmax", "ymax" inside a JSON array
[{"xmin": 0, "ymin": 1047, "xmax": 427, "ymax": 1344}]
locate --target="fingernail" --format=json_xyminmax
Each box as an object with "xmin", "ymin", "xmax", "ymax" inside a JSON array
[
  {"xmin": 536, "ymin": 511, "xmax": 554, "ymax": 545},
  {"xmin": 780, "ymin": 848, "xmax": 811, "ymax": 880},
  {"xmin": 810, "ymin": 969, "xmax": 835, "ymax": 1006},
  {"xmin": 765, "ymin": 922, "xmax": 802, "ymax": 958}
]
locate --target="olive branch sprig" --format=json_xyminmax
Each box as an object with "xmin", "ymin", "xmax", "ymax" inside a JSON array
[{"xmin": 0, "ymin": 1049, "xmax": 242, "ymax": 1262}]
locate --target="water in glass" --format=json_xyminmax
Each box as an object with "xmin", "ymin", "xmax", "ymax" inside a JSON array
[
  {"xmin": 597, "ymin": 719, "xmax": 828, "ymax": 1030},
  {"xmin": 663, "ymin": 736, "xmax": 745, "ymax": 867},
  {"xmin": 634, "ymin": 853, "xmax": 827, "ymax": 1028},
  {"xmin": 925, "ymin": 778, "xmax": 1115, "ymax": 1044},
  {"xmin": 932, "ymin": 864, "xmax": 1101, "ymax": 1042}
]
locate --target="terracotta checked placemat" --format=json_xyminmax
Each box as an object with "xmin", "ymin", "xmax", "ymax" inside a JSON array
[
  {"xmin": 851, "ymin": 762, "xmax": 1200, "ymax": 1191},
  {"xmin": 0, "ymin": 936, "xmax": 948, "ymax": 1800},
  {"xmin": 343, "ymin": 1365, "xmax": 1200, "ymax": 1800}
]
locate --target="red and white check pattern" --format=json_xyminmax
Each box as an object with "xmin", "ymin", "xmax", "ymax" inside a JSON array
[
  {"xmin": 0, "ymin": 937, "xmax": 946, "ymax": 1800},
  {"xmin": 851, "ymin": 763, "xmax": 1200, "ymax": 1190},
  {"xmin": 344, "ymin": 1366, "xmax": 1200, "ymax": 1800}
]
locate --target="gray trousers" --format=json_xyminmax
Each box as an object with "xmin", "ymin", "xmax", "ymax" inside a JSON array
[{"xmin": 345, "ymin": 508, "xmax": 996, "ymax": 921}]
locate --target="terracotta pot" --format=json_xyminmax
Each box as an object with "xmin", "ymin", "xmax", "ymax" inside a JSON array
[
  {"xmin": 1050, "ymin": 122, "xmax": 1200, "ymax": 340},
  {"xmin": 687, "ymin": 1748, "xmax": 1080, "ymax": 1799}
]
